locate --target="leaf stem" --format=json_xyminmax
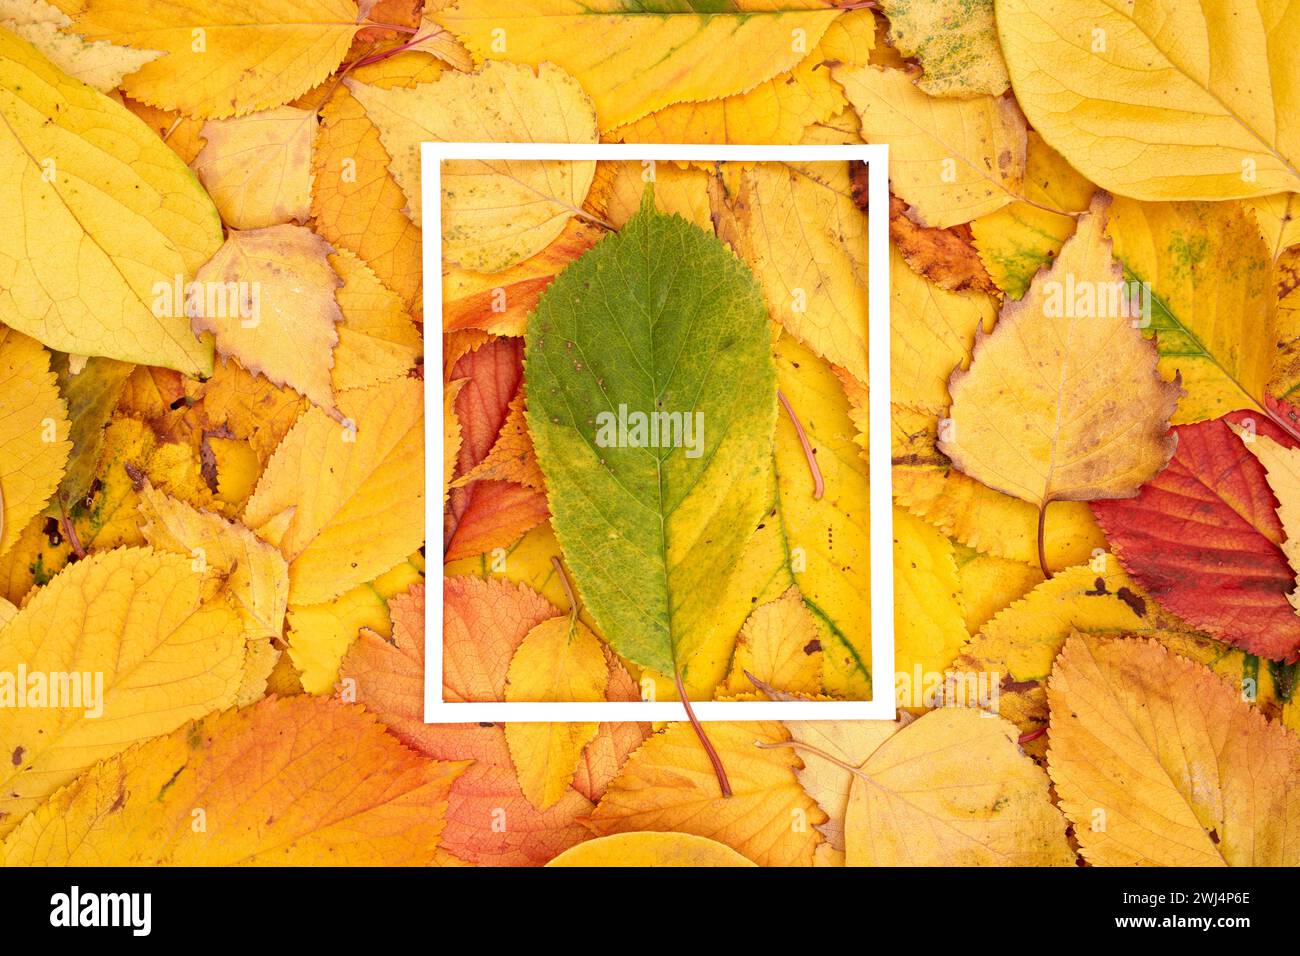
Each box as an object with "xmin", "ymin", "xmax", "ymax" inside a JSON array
[
  {"xmin": 1036, "ymin": 502, "xmax": 1051, "ymax": 580},
  {"xmin": 778, "ymin": 389, "xmax": 824, "ymax": 500},
  {"xmin": 551, "ymin": 556, "xmax": 579, "ymax": 620},
  {"xmin": 674, "ymin": 670, "xmax": 732, "ymax": 798}
]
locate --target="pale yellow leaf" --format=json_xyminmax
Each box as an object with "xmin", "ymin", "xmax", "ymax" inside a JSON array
[
  {"xmin": 347, "ymin": 61, "xmax": 598, "ymax": 271},
  {"xmin": 939, "ymin": 194, "xmax": 1181, "ymax": 510},
  {"xmin": 190, "ymin": 224, "xmax": 343, "ymax": 412},
  {"xmin": 834, "ymin": 64, "xmax": 1026, "ymax": 227},
  {"xmin": 0, "ymin": 0, "xmax": 161, "ymax": 92},
  {"xmin": 192, "ymin": 106, "xmax": 316, "ymax": 229}
]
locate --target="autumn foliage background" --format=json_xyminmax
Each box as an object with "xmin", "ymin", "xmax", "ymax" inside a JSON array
[{"xmin": 0, "ymin": 0, "xmax": 1299, "ymax": 867}]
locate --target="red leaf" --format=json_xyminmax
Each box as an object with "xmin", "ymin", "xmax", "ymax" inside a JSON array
[
  {"xmin": 1092, "ymin": 412, "xmax": 1300, "ymax": 662},
  {"xmin": 443, "ymin": 336, "xmax": 549, "ymax": 558}
]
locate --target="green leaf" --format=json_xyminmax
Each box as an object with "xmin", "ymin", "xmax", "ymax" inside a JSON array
[{"xmin": 524, "ymin": 189, "xmax": 778, "ymax": 676}]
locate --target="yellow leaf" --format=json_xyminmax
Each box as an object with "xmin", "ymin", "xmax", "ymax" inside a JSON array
[
  {"xmin": 773, "ymin": 335, "xmax": 871, "ymax": 698},
  {"xmin": 834, "ymin": 64, "xmax": 1026, "ymax": 227},
  {"xmin": 725, "ymin": 162, "xmax": 870, "ymax": 382},
  {"xmin": 891, "ymin": 244, "xmax": 997, "ymax": 412},
  {"xmin": 954, "ymin": 548, "xmax": 1043, "ymax": 634},
  {"xmin": 724, "ymin": 587, "xmax": 823, "ymax": 697},
  {"xmin": 2, "ymin": 697, "xmax": 468, "ymax": 865},
  {"xmin": 996, "ymin": 0, "xmax": 1300, "ymax": 200},
  {"xmin": 892, "ymin": 507, "xmax": 967, "ymax": 683},
  {"xmin": 547, "ymin": 832, "xmax": 756, "ymax": 867},
  {"xmin": 285, "ymin": 555, "xmax": 424, "ymax": 695},
  {"xmin": 348, "ymin": 61, "xmax": 598, "ymax": 272},
  {"xmin": 75, "ymin": 0, "xmax": 359, "ymax": 118},
  {"xmin": 587, "ymin": 161, "xmax": 713, "ymax": 232},
  {"xmin": 0, "ymin": 26, "xmax": 221, "ymax": 373},
  {"xmin": 191, "ymin": 225, "xmax": 343, "ymax": 412},
  {"xmin": 505, "ymin": 615, "xmax": 607, "ymax": 811},
  {"xmin": 433, "ymin": 0, "xmax": 842, "ymax": 131},
  {"xmin": 243, "ymin": 377, "xmax": 422, "ymax": 605},
  {"xmin": 939, "ymin": 196, "xmax": 1181, "ymax": 518},
  {"xmin": 138, "ymin": 482, "xmax": 288, "ymax": 705},
  {"xmin": 0, "ymin": 327, "xmax": 70, "ymax": 557},
  {"xmin": 891, "ymin": 404, "xmax": 1108, "ymax": 569},
  {"xmin": 958, "ymin": 562, "xmax": 1168, "ymax": 684},
  {"xmin": 329, "ymin": 248, "xmax": 421, "ymax": 392},
  {"xmin": 0, "ymin": 547, "xmax": 243, "ymax": 837},
  {"xmin": 192, "ymin": 106, "xmax": 316, "ymax": 229},
  {"xmin": 1048, "ymin": 636, "xmax": 1300, "ymax": 865},
  {"xmin": 1108, "ymin": 197, "xmax": 1277, "ymax": 423},
  {"xmin": 782, "ymin": 715, "xmax": 912, "ymax": 850},
  {"xmin": 877, "ymin": 0, "xmax": 1008, "ymax": 97},
  {"xmin": 311, "ymin": 53, "xmax": 443, "ymax": 307},
  {"xmin": 590, "ymin": 720, "xmax": 825, "ymax": 866},
  {"xmin": 0, "ymin": 0, "xmax": 161, "ymax": 92},
  {"xmin": 197, "ymin": 357, "xmax": 307, "ymax": 465},
  {"xmin": 1248, "ymin": 192, "xmax": 1300, "ymax": 260},
  {"xmin": 842, "ymin": 709, "xmax": 1073, "ymax": 865},
  {"xmin": 970, "ymin": 131, "xmax": 1095, "ymax": 299}
]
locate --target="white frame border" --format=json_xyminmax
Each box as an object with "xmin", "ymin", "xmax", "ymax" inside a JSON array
[{"xmin": 424, "ymin": 142, "xmax": 893, "ymax": 722}]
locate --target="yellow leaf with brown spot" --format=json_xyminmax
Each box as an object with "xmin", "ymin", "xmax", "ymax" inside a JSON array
[
  {"xmin": 725, "ymin": 587, "xmax": 823, "ymax": 697},
  {"xmin": 834, "ymin": 64, "xmax": 1026, "ymax": 228},
  {"xmin": 0, "ymin": 328, "xmax": 70, "ymax": 557}
]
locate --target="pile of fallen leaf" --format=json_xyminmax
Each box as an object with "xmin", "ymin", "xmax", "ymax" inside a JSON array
[{"xmin": 1, "ymin": 0, "xmax": 1299, "ymax": 867}]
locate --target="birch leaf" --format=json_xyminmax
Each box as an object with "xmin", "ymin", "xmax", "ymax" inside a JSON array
[
  {"xmin": 189, "ymin": 224, "xmax": 343, "ymax": 412},
  {"xmin": 939, "ymin": 195, "xmax": 1181, "ymax": 518},
  {"xmin": 192, "ymin": 106, "xmax": 316, "ymax": 229}
]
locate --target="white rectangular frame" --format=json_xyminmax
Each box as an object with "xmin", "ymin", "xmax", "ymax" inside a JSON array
[{"xmin": 424, "ymin": 142, "xmax": 893, "ymax": 722}]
